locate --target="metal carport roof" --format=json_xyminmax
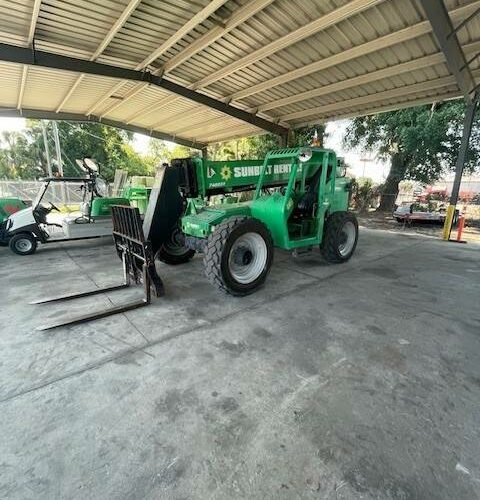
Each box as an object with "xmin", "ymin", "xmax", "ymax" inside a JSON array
[{"xmin": 0, "ymin": 0, "xmax": 478, "ymax": 147}]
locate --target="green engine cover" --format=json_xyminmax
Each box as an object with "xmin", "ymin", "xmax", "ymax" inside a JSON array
[{"xmin": 90, "ymin": 197, "xmax": 129, "ymax": 217}]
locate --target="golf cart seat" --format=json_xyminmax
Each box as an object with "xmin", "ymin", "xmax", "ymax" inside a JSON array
[{"xmin": 63, "ymin": 202, "xmax": 91, "ymax": 225}]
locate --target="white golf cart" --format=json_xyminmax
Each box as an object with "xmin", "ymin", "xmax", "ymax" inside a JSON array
[{"xmin": 0, "ymin": 159, "xmax": 129, "ymax": 255}]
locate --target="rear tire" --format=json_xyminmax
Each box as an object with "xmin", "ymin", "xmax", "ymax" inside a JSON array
[
  {"xmin": 9, "ymin": 232, "xmax": 37, "ymax": 255},
  {"xmin": 157, "ymin": 226, "xmax": 195, "ymax": 265},
  {"xmin": 321, "ymin": 212, "xmax": 358, "ymax": 263},
  {"xmin": 204, "ymin": 216, "xmax": 273, "ymax": 296}
]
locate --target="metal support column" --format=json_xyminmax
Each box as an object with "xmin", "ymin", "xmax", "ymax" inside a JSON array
[{"xmin": 442, "ymin": 96, "xmax": 478, "ymax": 240}]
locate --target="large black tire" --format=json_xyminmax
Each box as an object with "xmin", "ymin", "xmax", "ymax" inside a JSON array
[
  {"xmin": 157, "ymin": 226, "xmax": 195, "ymax": 265},
  {"xmin": 9, "ymin": 232, "xmax": 37, "ymax": 256},
  {"xmin": 321, "ymin": 212, "xmax": 358, "ymax": 263},
  {"xmin": 204, "ymin": 216, "xmax": 273, "ymax": 296}
]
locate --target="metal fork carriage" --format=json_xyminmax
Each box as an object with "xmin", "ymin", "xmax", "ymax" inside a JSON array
[{"xmin": 32, "ymin": 205, "xmax": 164, "ymax": 331}]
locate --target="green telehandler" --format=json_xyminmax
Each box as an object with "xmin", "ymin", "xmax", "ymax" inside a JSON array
[
  {"xmin": 151, "ymin": 146, "xmax": 358, "ymax": 295},
  {"xmin": 33, "ymin": 146, "xmax": 358, "ymax": 330}
]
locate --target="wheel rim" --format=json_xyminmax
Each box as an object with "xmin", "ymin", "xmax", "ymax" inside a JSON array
[
  {"xmin": 15, "ymin": 238, "xmax": 33, "ymax": 252},
  {"xmin": 338, "ymin": 221, "xmax": 356, "ymax": 257},
  {"xmin": 228, "ymin": 232, "xmax": 267, "ymax": 284},
  {"xmin": 164, "ymin": 228, "xmax": 189, "ymax": 256}
]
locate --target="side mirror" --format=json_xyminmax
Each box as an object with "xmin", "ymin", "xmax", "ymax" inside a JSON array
[
  {"xmin": 336, "ymin": 158, "xmax": 347, "ymax": 177},
  {"xmin": 336, "ymin": 165, "xmax": 347, "ymax": 177}
]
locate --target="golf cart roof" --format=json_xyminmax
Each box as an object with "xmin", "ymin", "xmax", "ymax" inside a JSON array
[{"xmin": 41, "ymin": 177, "xmax": 91, "ymax": 183}]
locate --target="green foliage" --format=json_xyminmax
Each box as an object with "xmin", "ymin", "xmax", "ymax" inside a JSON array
[
  {"xmin": 290, "ymin": 124, "xmax": 326, "ymax": 148},
  {"xmin": 148, "ymin": 139, "xmax": 200, "ymax": 163},
  {"xmin": 0, "ymin": 130, "xmax": 43, "ymax": 179},
  {"xmin": 203, "ymin": 124, "xmax": 325, "ymax": 161},
  {"xmin": 350, "ymin": 177, "xmax": 379, "ymax": 213},
  {"xmin": 344, "ymin": 101, "xmax": 480, "ymax": 211},
  {"xmin": 1, "ymin": 120, "xmax": 327, "ymax": 183},
  {"xmin": 0, "ymin": 121, "xmax": 155, "ymax": 182},
  {"xmin": 344, "ymin": 101, "xmax": 480, "ymax": 184}
]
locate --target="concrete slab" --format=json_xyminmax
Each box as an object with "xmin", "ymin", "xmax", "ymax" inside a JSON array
[{"xmin": 0, "ymin": 228, "xmax": 479, "ymax": 499}]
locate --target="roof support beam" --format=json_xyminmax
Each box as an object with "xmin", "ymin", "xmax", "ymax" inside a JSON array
[
  {"xmin": 0, "ymin": 107, "xmax": 206, "ymax": 149},
  {"xmin": 87, "ymin": 0, "xmax": 228, "ymax": 116},
  {"xmin": 136, "ymin": 0, "xmax": 228, "ymax": 69},
  {"xmin": 18, "ymin": 0, "xmax": 42, "ymax": 110},
  {"xmin": 99, "ymin": 82, "xmax": 149, "ymax": 118},
  {"xmin": 27, "ymin": 0, "xmax": 42, "ymax": 44},
  {"xmin": 229, "ymin": 0, "xmax": 480, "ymax": 102},
  {"xmin": 161, "ymin": 0, "xmax": 274, "ymax": 74},
  {"xmin": 280, "ymin": 71, "xmax": 480, "ymax": 122},
  {"xmin": 124, "ymin": 95, "xmax": 180, "ymax": 124},
  {"xmin": 196, "ymin": 124, "xmax": 263, "ymax": 143},
  {"xmin": 255, "ymin": 39, "xmax": 480, "ymax": 113},
  {"xmin": 418, "ymin": 0, "xmax": 476, "ymax": 103},
  {"xmin": 294, "ymin": 91, "xmax": 463, "ymax": 128},
  {"xmin": 17, "ymin": 64, "xmax": 28, "ymax": 109},
  {"xmin": 0, "ymin": 43, "xmax": 288, "ymax": 136},
  {"xmin": 192, "ymin": 0, "xmax": 384, "ymax": 89},
  {"xmin": 172, "ymin": 115, "xmax": 228, "ymax": 136},
  {"xmin": 149, "ymin": 106, "xmax": 211, "ymax": 130},
  {"xmin": 56, "ymin": 0, "xmax": 142, "ymax": 112}
]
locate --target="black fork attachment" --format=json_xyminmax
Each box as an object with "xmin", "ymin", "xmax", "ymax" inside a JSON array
[{"xmin": 32, "ymin": 205, "xmax": 164, "ymax": 331}]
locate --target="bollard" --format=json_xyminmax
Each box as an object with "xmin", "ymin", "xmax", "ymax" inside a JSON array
[{"xmin": 456, "ymin": 215, "xmax": 465, "ymax": 242}]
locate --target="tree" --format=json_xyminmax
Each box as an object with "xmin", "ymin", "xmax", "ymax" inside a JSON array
[
  {"xmin": 344, "ymin": 101, "xmax": 480, "ymax": 212},
  {"xmin": 0, "ymin": 121, "xmax": 155, "ymax": 182},
  {"xmin": 203, "ymin": 124, "xmax": 325, "ymax": 161}
]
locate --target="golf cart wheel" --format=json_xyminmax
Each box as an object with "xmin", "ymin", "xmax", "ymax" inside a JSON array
[
  {"xmin": 9, "ymin": 232, "xmax": 37, "ymax": 256},
  {"xmin": 157, "ymin": 226, "xmax": 195, "ymax": 265},
  {"xmin": 204, "ymin": 216, "xmax": 273, "ymax": 296},
  {"xmin": 321, "ymin": 212, "xmax": 358, "ymax": 263}
]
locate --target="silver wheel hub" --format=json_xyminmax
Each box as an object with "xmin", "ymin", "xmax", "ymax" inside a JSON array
[
  {"xmin": 228, "ymin": 232, "xmax": 267, "ymax": 284},
  {"xmin": 16, "ymin": 238, "xmax": 33, "ymax": 252},
  {"xmin": 338, "ymin": 221, "xmax": 356, "ymax": 257}
]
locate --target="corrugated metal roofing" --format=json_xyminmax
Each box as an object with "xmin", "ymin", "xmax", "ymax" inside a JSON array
[{"xmin": 0, "ymin": 0, "xmax": 478, "ymax": 145}]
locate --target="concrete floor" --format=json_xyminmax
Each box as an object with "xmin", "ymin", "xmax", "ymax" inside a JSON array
[{"xmin": 0, "ymin": 227, "xmax": 479, "ymax": 500}]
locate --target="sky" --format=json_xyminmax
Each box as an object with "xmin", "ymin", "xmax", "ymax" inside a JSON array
[
  {"xmin": 323, "ymin": 120, "xmax": 389, "ymax": 182},
  {"xmin": 0, "ymin": 117, "xmax": 26, "ymax": 133},
  {"xmin": 0, "ymin": 117, "xmax": 389, "ymax": 182}
]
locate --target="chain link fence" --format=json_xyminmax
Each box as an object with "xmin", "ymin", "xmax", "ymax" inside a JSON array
[{"xmin": 0, "ymin": 181, "xmax": 85, "ymax": 205}]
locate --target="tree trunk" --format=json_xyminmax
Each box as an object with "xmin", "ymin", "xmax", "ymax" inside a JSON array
[{"xmin": 377, "ymin": 153, "xmax": 408, "ymax": 212}]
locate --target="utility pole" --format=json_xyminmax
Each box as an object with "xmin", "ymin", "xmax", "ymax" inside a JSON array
[
  {"xmin": 40, "ymin": 121, "xmax": 53, "ymax": 177},
  {"xmin": 51, "ymin": 121, "xmax": 66, "ymax": 204},
  {"xmin": 51, "ymin": 121, "xmax": 64, "ymax": 176}
]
